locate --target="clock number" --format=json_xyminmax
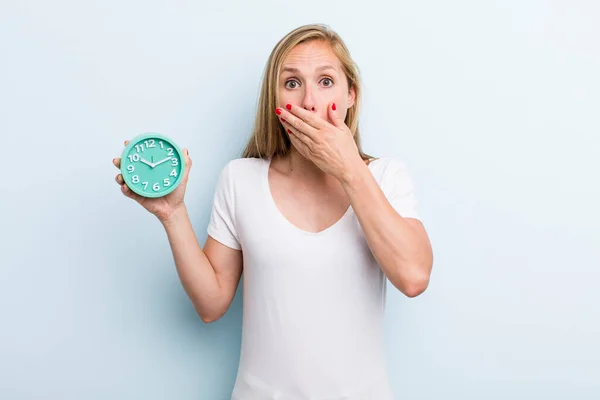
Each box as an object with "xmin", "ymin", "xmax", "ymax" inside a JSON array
[
  {"xmin": 127, "ymin": 165, "xmax": 134, "ymax": 173},
  {"xmin": 142, "ymin": 182, "xmax": 148, "ymax": 190},
  {"xmin": 128, "ymin": 154, "xmax": 140, "ymax": 162},
  {"xmin": 170, "ymin": 169, "xmax": 177, "ymax": 177},
  {"xmin": 135, "ymin": 144, "xmax": 145, "ymax": 153},
  {"xmin": 144, "ymin": 139, "xmax": 155, "ymax": 148},
  {"xmin": 153, "ymin": 183, "xmax": 160, "ymax": 191},
  {"xmin": 159, "ymin": 141, "xmax": 164, "ymax": 149},
  {"xmin": 163, "ymin": 178, "xmax": 171, "ymax": 186},
  {"xmin": 166, "ymin": 148, "xmax": 174, "ymax": 156},
  {"xmin": 132, "ymin": 175, "xmax": 140, "ymax": 183},
  {"xmin": 171, "ymin": 158, "xmax": 178, "ymax": 166}
]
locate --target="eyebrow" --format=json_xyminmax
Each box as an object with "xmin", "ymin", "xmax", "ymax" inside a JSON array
[{"xmin": 281, "ymin": 64, "xmax": 337, "ymax": 74}]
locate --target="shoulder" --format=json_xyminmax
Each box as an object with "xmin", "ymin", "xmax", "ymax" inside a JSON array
[
  {"xmin": 225, "ymin": 156, "xmax": 268, "ymax": 168},
  {"xmin": 217, "ymin": 157, "xmax": 268, "ymax": 180},
  {"xmin": 213, "ymin": 157, "xmax": 268, "ymax": 195},
  {"xmin": 368, "ymin": 157, "xmax": 420, "ymax": 219},
  {"xmin": 367, "ymin": 157, "xmax": 412, "ymax": 183}
]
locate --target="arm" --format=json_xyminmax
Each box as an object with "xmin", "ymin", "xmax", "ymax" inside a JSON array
[
  {"xmin": 273, "ymin": 102, "xmax": 432, "ymax": 296},
  {"xmin": 340, "ymin": 162, "xmax": 433, "ymax": 297},
  {"xmin": 161, "ymin": 205, "xmax": 243, "ymax": 322}
]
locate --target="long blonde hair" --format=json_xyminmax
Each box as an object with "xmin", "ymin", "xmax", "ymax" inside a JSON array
[{"xmin": 241, "ymin": 24, "xmax": 372, "ymax": 160}]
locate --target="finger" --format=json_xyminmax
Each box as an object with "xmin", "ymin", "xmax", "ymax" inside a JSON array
[
  {"xmin": 121, "ymin": 182, "xmax": 144, "ymax": 202},
  {"xmin": 182, "ymin": 149, "xmax": 192, "ymax": 181},
  {"xmin": 281, "ymin": 103, "xmax": 325, "ymax": 130},
  {"xmin": 121, "ymin": 183, "xmax": 133, "ymax": 197},
  {"xmin": 287, "ymin": 128, "xmax": 311, "ymax": 157},
  {"xmin": 115, "ymin": 173, "xmax": 124, "ymax": 185},
  {"xmin": 285, "ymin": 125, "xmax": 313, "ymax": 154},
  {"xmin": 112, "ymin": 157, "xmax": 121, "ymax": 168},
  {"xmin": 327, "ymin": 102, "xmax": 345, "ymax": 128},
  {"xmin": 276, "ymin": 107, "xmax": 319, "ymax": 141},
  {"xmin": 279, "ymin": 116, "xmax": 316, "ymax": 145}
]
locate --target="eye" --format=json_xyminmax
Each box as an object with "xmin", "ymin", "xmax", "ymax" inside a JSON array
[
  {"xmin": 285, "ymin": 80, "xmax": 300, "ymax": 89},
  {"xmin": 321, "ymin": 78, "xmax": 333, "ymax": 87}
]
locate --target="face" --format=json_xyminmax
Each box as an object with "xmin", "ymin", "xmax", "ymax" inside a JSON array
[{"xmin": 278, "ymin": 40, "xmax": 355, "ymax": 124}]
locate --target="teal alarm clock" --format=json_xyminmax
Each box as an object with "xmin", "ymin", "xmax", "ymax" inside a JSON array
[{"xmin": 120, "ymin": 133, "xmax": 186, "ymax": 198}]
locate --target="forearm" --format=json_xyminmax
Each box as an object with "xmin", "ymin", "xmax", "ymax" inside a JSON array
[
  {"xmin": 341, "ymin": 163, "xmax": 432, "ymax": 297},
  {"xmin": 160, "ymin": 206, "xmax": 223, "ymax": 316}
]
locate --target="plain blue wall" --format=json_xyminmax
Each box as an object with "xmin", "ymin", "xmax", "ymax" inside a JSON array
[{"xmin": 1, "ymin": 0, "xmax": 598, "ymax": 399}]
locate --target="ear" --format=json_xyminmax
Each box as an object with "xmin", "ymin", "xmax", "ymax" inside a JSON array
[{"xmin": 347, "ymin": 85, "xmax": 356, "ymax": 108}]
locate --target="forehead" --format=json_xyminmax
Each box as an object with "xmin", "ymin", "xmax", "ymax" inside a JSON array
[{"xmin": 281, "ymin": 40, "xmax": 341, "ymax": 71}]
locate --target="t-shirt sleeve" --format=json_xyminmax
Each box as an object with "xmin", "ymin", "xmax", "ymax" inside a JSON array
[
  {"xmin": 381, "ymin": 158, "xmax": 421, "ymax": 220},
  {"xmin": 206, "ymin": 162, "xmax": 242, "ymax": 250}
]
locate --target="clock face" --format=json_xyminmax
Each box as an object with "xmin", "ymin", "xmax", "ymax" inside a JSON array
[{"xmin": 120, "ymin": 133, "xmax": 185, "ymax": 198}]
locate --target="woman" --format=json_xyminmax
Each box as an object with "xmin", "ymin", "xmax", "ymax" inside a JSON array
[{"xmin": 113, "ymin": 24, "xmax": 433, "ymax": 400}]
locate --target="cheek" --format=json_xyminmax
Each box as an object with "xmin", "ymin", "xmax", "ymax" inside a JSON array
[
  {"xmin": 323, "ymin": 92, "xmax": 345, "ymax": 111},
  {"xmin": 278, "ymin": 88, "xmax": 301, "ymax": 105},
  {"xmin": 327, "ymin": 87, "xmax": 348, "ymax": 105}
]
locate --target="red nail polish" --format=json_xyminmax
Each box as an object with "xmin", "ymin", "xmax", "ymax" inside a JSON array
[
  {"xmin": 287, "ymin": 129, "xmax": 292, "ymax": 134},
  {"xmin": 332, "ymin": 103, "xmax": 336, "ymax": 111},
  {"xmin": 281, "ymin": 118, "xmax": 286, "ymax": 122},
  {"xmin": 286, "ymin": 104, "xmax": 292, "ymax": 110},
  {"xmin": 275, "ymin": 108, "xmax": 282, "ymax": 115}
]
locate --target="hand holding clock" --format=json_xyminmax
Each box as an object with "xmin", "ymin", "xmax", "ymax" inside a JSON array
[{"xmin": 113, "ymin": 138, "xmax": 192, "ymax": 223}]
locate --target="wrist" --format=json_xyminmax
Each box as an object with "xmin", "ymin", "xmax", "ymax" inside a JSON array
[
  {"xmin": 340, "ymin": 158, "xmax": 370, "ymax": 187},
  {"xmin": 159, "ymin": 204, "xmax": 188, "ymax": 227}
]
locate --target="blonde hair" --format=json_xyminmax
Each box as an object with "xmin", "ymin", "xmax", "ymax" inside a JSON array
[{"xmin": 241, "ymin": 23, "xmax": 372, "ymax": 160}]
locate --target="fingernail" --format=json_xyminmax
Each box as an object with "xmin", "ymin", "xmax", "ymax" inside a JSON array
[
  {"xmin": 286, "ymin": 104, "xmax": 292, "ymax": 110},
  {"xmin": 332, "ymin": 103, "xmax": 336, "ymax": 111},
  {"xmin": 275, "ymin": 108, "xmax": 282, "ymax": 115},
  {"xmin": 281, "ymin": 118, "xmax": 286, "ymax": 122},
  {"xmin": 287, "ymin": 129, "xmax": 292, "ymax": 134}
]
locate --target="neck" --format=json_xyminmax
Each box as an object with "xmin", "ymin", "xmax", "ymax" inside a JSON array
[{"xmin": 277, "ymin": 147, "xmax": 330, "ymax": 183}]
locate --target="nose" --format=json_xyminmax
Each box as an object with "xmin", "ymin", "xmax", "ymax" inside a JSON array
[{"xmin": 301, "ymin": 86, "xmax": 316, "ymax": 112}]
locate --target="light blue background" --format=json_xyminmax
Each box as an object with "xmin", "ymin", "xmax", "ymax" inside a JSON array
[{"xmin": 1, "ymin": 1, "xmax": 598, "ymax": 399}]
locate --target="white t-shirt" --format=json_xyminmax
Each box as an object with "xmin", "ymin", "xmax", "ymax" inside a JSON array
[{"xmin": 207, "ymin": 156, "xmax": 420, "ymax": 400}]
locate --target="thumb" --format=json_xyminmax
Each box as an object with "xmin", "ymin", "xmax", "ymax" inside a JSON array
[
  {"xmin": 328, "ymin": 103, "xmax": 345, "ymax": 128},
  {"xmin": 182, "ymin": 149, "xmax": 192, "ymax": 182}
]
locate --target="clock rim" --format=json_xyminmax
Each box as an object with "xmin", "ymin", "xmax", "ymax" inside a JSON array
[{"xmin": 119, "ymin": 132, "xmax": 187, "ymax": 198}]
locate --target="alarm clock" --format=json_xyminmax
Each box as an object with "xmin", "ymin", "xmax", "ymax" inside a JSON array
[{"xmin": 120, "ymin": 132, "xmax": 186, "ymax": 198}]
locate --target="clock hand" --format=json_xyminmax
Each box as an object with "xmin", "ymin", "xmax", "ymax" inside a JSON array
[
  {"xmin": 153, "ymin": 156, "xmax": 172, "ymax": 167},
  {"xmin": 139, "ymin": 157, "xmax": 154, "ymax": 168}
]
